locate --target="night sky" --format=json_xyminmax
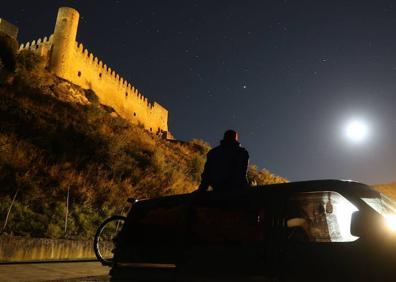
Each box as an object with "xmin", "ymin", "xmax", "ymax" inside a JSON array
[{"xmin": 4, "ymin": 1, "xmax": 396, "ymax": 184}]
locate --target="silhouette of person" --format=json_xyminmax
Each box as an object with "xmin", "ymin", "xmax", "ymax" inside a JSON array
[{"xmin": 198, "ymin": 129, "xmax": 249, "ymax": 192}]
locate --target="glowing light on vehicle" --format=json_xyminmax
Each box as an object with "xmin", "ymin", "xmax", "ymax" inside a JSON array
[
  {"xmin": 345, "ymin": 120, "xmax": 369, "ymax": 143},
  {"xmin": 384, "ymin": 215, "xmax": 396, "ymax": 232},
  {"xmin": 333, "ymin": 198, "xmax": 359, "ymax": 241}
]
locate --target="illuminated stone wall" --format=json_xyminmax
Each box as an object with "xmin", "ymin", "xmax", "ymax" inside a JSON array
[
  {"xmin": 0, "ymin": 235, "xmax": 109, "ymax": 261},
  {"xmin": 18, "ymin": 7, "xmax": 169, "ymax": 135},
  {"xmin": 0, "ymin": 18, "xmax": 19, "ymax": 39}
]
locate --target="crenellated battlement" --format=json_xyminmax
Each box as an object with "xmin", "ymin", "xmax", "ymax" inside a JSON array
[
  {"xmin": 19, "ymin": 35, "xmax": 52, "ymax": 51},
  {"xmin": 68, "ymin": 39, "xmax": 158, "ymax": 109},
  {"xmin": 16, "ymin": 7, "xmax": 169, "ymax": 136}
]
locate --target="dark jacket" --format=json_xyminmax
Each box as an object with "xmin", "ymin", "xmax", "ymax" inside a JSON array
[{"xmin": 199, "ymin": 140, "xmax": 249, "ymax": 192}]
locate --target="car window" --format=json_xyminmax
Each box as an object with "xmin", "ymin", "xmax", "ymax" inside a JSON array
[
  {"xmin": 361, "ymin": 194, "xmax": 396, "ymax": 232},
  {"xmin": 361, "ymin": 193, "xmax": 396, "ymax": 217},
  {"xmin": 286, "ymin": 191, "xmax": 359, "ymax": 242}
]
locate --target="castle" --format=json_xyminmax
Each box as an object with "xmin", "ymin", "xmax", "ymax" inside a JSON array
[{"xmin": 1, "ymin": 7, "xmax": 169, "ymax": 137}]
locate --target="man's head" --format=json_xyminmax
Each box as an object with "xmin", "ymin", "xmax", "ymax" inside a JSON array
[{"xmin": 223, "ymin": 129, "xmax": 238, "ymax": 143}]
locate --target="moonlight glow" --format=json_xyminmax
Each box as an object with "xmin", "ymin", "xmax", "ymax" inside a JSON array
[{"xmin": 345, "ymin": 120, "xmax": 369, "ymax": 143}]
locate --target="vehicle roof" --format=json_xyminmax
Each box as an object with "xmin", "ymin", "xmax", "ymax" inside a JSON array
[
  {"xmin": 134, "ymin": 179, "xmax": 380, "ymax": 206},
  {"xmin": 256, "ymin": 179, "xmax": 378, "ymax": 196}
]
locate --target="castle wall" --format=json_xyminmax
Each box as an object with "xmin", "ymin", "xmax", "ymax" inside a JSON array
[
  {"xmin": 19, "ymin": 35, "xmax": 53, "ymax": 59},
  {"xmin": 17, "ymin": 7, "xmax": 169, "ymax": 134},
  {"xmin": 0, "ymin": 18, "xmax": 18, "ymax": 39},
  {"xmin": 64, "ymin": 42, "xmax": 168, "ymax": 133}
]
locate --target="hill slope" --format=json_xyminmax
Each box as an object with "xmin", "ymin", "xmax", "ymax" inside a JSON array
[{"xmin": 0, "ymin": 50, "xmax": 286, "ymax": 239}]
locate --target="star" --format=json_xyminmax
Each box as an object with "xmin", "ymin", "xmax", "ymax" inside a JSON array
[{"xmin": 243, "ymin": 85, "xmax": 247, "ymax": 89}]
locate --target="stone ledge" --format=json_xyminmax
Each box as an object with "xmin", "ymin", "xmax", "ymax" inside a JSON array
[{"xmin": 0, "ymin": 235, "xmax": 103, "ymax": 262}]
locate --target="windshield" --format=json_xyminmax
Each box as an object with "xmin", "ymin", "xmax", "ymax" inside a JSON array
[
  {"xmin": 361, "ymin": 193, "xmax": 396, "ymax": 231},
  {"xmin": 361, "ymin": 193, "xmax": 396, "ymax": 217}
]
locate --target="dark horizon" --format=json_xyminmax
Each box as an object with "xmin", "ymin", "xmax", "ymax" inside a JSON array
[{"xmin": 4, "ymin": 0, "xmax": 396, "ymax": 184}]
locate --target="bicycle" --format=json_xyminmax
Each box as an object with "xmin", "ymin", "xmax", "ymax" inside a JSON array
[{"xmin": 93, "ymin": 198, "xmax": 136, "ymax": 266}]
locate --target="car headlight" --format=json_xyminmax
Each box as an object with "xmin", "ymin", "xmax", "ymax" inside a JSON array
[{"xmin": 384, "ymin": 215, "xmax": 396, "ymax": 232}]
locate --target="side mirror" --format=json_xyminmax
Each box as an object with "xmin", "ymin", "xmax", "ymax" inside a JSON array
[{"xmin": 350, "ymin": 211, "xmax": 366, "ymax": 237}]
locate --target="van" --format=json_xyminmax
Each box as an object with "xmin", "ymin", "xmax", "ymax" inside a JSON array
[{"xmin": 110, "ymin": 180, "xmax": 396, "ymax": 281}]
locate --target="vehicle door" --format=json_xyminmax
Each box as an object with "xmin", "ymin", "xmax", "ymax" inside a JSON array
[
  {"xmin": 187, "ymin": 190, "xmax": 276, "ymax": 275},
  {"xmin": 279, "ymin": 190, "xmax": 363, "ymax": 281},
  {"xmin": 127, "ymin": 196, "xmax": 192, "ymax": 263}
]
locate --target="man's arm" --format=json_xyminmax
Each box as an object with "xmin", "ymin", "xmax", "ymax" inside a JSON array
[
  {"xmin": 198, "ymin": 152, "xmax": 211, "ymax": 191},
  {"xmin": 236, "ymin": 149, "xmax": 249, "ymax": 187}
]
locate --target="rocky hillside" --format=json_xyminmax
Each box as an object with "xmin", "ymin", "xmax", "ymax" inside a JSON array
[{"xmin": 0, "ymin": 50, "xmax": 287, "ymax": 239}]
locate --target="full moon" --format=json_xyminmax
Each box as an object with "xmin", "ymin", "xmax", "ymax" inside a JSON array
[{"xmin": 345, "ymin": 120, "xmax": 369, "ymax": 143}]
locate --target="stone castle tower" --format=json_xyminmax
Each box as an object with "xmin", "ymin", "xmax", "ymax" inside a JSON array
[
  {"xmin": 3, "ymin": 7, "xmax": 169, "ymax": 136},
  {"xmin": 50, "ymin": 7, "xmax": 80, "ymax": 79}
]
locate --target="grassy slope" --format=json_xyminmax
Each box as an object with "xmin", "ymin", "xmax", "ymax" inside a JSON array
[{"xmin": 0, "ymin": 51, "xmax": 286, "ymax": 239}]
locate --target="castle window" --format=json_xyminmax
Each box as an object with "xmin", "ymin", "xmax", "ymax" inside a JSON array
[
  {"xmin": 133, "ymin": 112, "xmax": 136, "ymax": 117},
  {"xmin": 125, "ymin": 92, "xmax": 128, "ymax": 97},
  {"xmin": 150, "ymin": 128, "xmax": 152, "ymax": 132},
  {"xmin": 99, "ymin": 73, "xmax": 102, "ymax": 78},
  {"xmin": 77, "ymin": 71, "xmax": 82, "ymax": 77}
]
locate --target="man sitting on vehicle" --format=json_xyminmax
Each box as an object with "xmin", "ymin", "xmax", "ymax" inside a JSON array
[{"xmin": 198, "ymin": 129, "xmax": 250, "ymax": 192}]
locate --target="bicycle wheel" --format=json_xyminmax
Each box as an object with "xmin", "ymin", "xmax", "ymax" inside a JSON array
[{"xmin": 93, "ymin": 215, "xmax": 126, "ymax": 266}]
